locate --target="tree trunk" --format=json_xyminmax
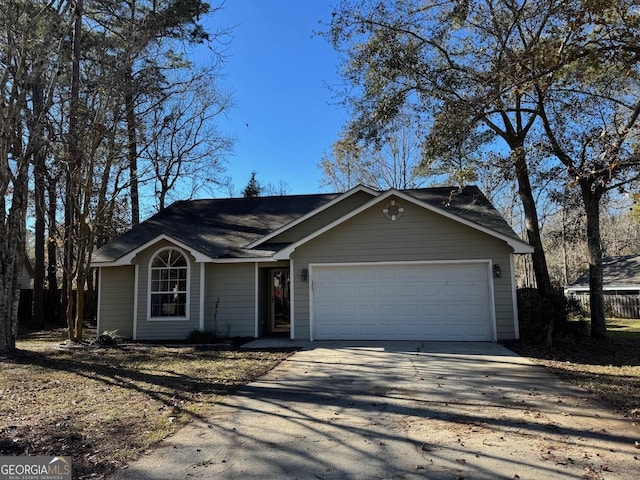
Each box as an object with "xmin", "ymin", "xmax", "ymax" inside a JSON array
[
  {"xmin": 512, "ymin": 145, "xmax": 553, "ymax": 298},
  {"xmin": 65, "ymin": 0, "xmax": 83, "ymax": 341},
  {"xmin": 125, "ymin": 72, "xmax": 140, "ymax": 226},
  {"xmin": 47, "ymin": 178, "xmax": 60, "ymax": 324},
  {"xmin": 74, "ymin": 176, "xmax": 95, "ymax": 341},
  {"xmin": 0, "ymin": 146, "xmax": 29, "ymax": 353},
  {"xmin": 561, "ymin": 204, "xmax": 569, "ymax": 286},
  {"xmin": 32, "ymin": 81, "xmax": 46, "ymax": 329},
  {"xmin": 581, "ymin": 182, "xmax": 607, "ymax": 339},
  {"xmin": 0, "ymin": 56, "xmax": 29, "ymax": 353},
  {"xmin": 158, "ymin": 183, "xmax": 167, "ymax": 211}
]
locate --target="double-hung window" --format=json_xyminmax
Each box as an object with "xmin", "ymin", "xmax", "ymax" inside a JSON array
[{"xmin": 150, "ymin": 249, "xmax": 188, "ymax": 318}]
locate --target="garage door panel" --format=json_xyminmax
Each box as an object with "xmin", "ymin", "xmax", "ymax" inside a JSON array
[
  {"xmin": 358, "ymin": 286, "xmax": 377, "ymax": 298},
  {"xmin": 316, "ymin": 305, "xmax": 335, "ymax": 318},
  {"xmin": 397, "ymin": 285, "xmax": 419, "ymax": 297},
  {"xmin": 335, "ymin": 304, "xmax": 355, "ymax": 318},
  {"xmin": 397, "ymin": 304, "xmax": 419, "ymax": 316},
  {"xmin": 312, "ymin": 263, "xmax": 493, "ymax": 341},
  {"xmin": 375, "ymin": 268, "xmax": 397, "ymax": 281}
]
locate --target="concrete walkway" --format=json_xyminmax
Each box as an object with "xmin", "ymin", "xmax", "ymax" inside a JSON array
[{"xmin": 110, "ymin": 342, "xmax": 639, "ymax": 479}]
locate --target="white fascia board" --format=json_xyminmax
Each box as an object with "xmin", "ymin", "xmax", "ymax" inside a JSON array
[
  {"xmin": 93, "ymin": 253, "xmax": 281, "ymax": 267},
  {"xmin": 275, "ymin": 189, "xmax": 533, "ymax": 259},
  {"xmin": 565, "ymin": 285, "xmax": 640, "ymax": 292},
  {"xmin": 208, "ymin": 256, "xmax": 279, "ymax": 264},
  {"xmin": 91, "ymin": 234, "xmax": 213, "ymax": 267},
  {"xmin": 246, "ymin": 184, "xmax": 379, "ymax": 249},
  {"xmin": 91, "ymin": 261, "xmax": 126, "ymax": 268}
]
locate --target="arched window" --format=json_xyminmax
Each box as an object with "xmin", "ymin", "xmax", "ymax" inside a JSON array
[{"xmin": 150, "ymin": 248, "xmax": 188, "ymax": 318}]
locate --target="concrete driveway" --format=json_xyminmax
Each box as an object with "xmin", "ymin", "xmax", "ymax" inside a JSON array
[{"xmin": 110, "ymin": 342, "xmax": 639, "ymax": 479}]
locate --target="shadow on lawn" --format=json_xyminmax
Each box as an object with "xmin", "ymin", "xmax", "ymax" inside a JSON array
[
  {"xmin": 505, "ymin": 325, "xmax": 640, "ymax": 423},
  {"xmin": 505, "ymin": 325, "xmax": 640, "ymax": 367},
  {"xmin": 1, "ymin": 345, "xmax": 290, "ymax": 479},
  {"xmin": 7, "ymin": 346, "xmax": 258, "ymax": 405}
]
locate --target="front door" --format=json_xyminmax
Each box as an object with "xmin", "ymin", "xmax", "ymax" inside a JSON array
[{"xmin": 270, "ymin": 269, "xmax": 290, "ymax": 334}]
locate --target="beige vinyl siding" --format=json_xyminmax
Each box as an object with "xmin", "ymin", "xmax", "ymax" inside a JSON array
[
  {"xmin": 292, "ymin": 198, "xmax": 517, "ymax": 341},
  {"xmin": 98, "ymin": 266, "xmax": 135, "ymax": 338},
  {"xmin": 133, "ymin": 240, "xmax": 201, "ymax": 340},
  {"xmin": 494, "ymin": 266, "xmax": 517, "ymax": 339},
  {"xmin": 257, "ymin": 267, "xmax": 270, "ymax": 336},
  {"xmin": 204, "ymin": 263, "xmax": 256, "ymax": 337},
  {"xmin": 268, "ymin": 190, "xmax": 374, "ymax": 244}
]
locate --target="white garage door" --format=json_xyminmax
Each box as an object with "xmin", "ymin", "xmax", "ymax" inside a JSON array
[{"xmin": 312, "ymin": 262, "xmax": 493, "ymax": 341}]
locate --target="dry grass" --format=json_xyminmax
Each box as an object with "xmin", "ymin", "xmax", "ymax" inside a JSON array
[
  {"xmin": 4, "ymin": 321, "xmax": 638, "ymax": 478},
  {"xmin": 0, "ymin": 329, "xmax": 294, "ymax": 479},
  {"xmin": 506, "ymin": 318, "xmax": 640, "ymax": 425}
]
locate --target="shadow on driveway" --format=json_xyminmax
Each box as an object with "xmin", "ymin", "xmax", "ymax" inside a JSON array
[{"xmin": 110, "ymin": 342, "xmax": 639, "ymax": 480}]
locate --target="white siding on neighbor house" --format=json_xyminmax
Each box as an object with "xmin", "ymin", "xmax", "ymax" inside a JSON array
[
  {"xmin": 291, "ymin": 198, "xmax": 516, "ymax": 341},
  {"xmin": 19, "ymin": 264, "xmax": 33, "ymax": 289},
  {"xmin": 204, "ymin": 263, "xmax": 256, "ymax": 338},
  {"xmin": 132, "ymin": 240, "xmax": 201, "ymax": 340},
  {"xmin": 97, "ymin": 266, "xmax": 135, "ymax": 338}
]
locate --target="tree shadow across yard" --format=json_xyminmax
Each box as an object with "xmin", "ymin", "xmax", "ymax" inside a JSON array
[
  {"xmin": 505, "ymin": 319, "xmax": 640, "ymax": 423},
  {"xmin": 0, "ymin": 343, "xmax": 292, "ymax": 479}
]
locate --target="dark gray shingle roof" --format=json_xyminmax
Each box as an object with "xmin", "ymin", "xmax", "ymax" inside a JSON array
[
  {"xmin": 568, "ymin": 255, "xmax": 640, "ymax": 288},
  {"xmin": 92, "ymin": 186, "xmax": 525, "ymax": 264},
  {"xmin": 92, "ymin": 193, "xmax": 341, "ymax": 263}
]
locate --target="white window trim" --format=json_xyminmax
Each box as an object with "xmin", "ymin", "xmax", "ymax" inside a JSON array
[
  {"xmin": 289, "ymin": 259, "xmax": 295, "ymax": 340},
  {"xmin": 147, "ymin": 246, "xmax": 190, "ymax": 322}
]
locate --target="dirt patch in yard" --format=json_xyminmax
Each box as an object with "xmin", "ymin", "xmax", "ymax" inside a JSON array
[{"xmin": 0, "ymin": 329, "xmax": 294, "ymax": 479}]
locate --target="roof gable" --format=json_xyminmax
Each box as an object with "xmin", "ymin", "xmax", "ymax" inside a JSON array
[
  {"xmin": 274, "ymin": 187, "xmax": 532, "ymax": 259},
  {"xmin": 250, "ymin": 185, "xmax": 378, "ymax": 248}
]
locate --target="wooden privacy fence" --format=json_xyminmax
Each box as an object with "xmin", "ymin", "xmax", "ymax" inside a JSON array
[{"xmin": 569, "ymin": 290, "xmax": 640, "ymax": 319}]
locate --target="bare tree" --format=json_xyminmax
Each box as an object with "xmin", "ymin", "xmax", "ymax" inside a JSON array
[
  {"xmin": 320, "ymin": 113, "xmax": 425, "ymax": 191},
  {"xmin": 0, "ymin": 0, "xmax": 69, "ymax": 352},
  {"xmin": 1, "ymin": 0, "xmax": 233, "ymax": 345},
  {"xmin": 143, "ymin": 68, "xmax": 233, "ymax": 211}
]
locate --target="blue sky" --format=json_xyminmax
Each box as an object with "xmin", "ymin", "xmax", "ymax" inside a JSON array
[{"xmin": 201, "ymin": 1, "xmax": 347, "ymax": 195}]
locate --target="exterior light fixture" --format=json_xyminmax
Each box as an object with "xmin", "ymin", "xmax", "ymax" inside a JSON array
[
  {"xmin": 493, "ymin": 264, "xmax": 502, "ymax": 278},
  {"xmin": 301, "ymin": 268, "xmax": 308, "ymax": 281}
]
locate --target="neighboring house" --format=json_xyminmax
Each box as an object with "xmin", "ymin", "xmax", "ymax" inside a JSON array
[
  {"xmin": 18, "ymin": 254, "xmax": 34, "ymax": 326},
  {"xmin": 565, "ymin": 255, "xmax": 640, "ymax": 319},
  {"xmin": 92, "ymin": 185, "xmax": 533, "ymax": 342},
  {"xmin": 20, "ymin": 253, "xmax": 34, "ymax": 290}
]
